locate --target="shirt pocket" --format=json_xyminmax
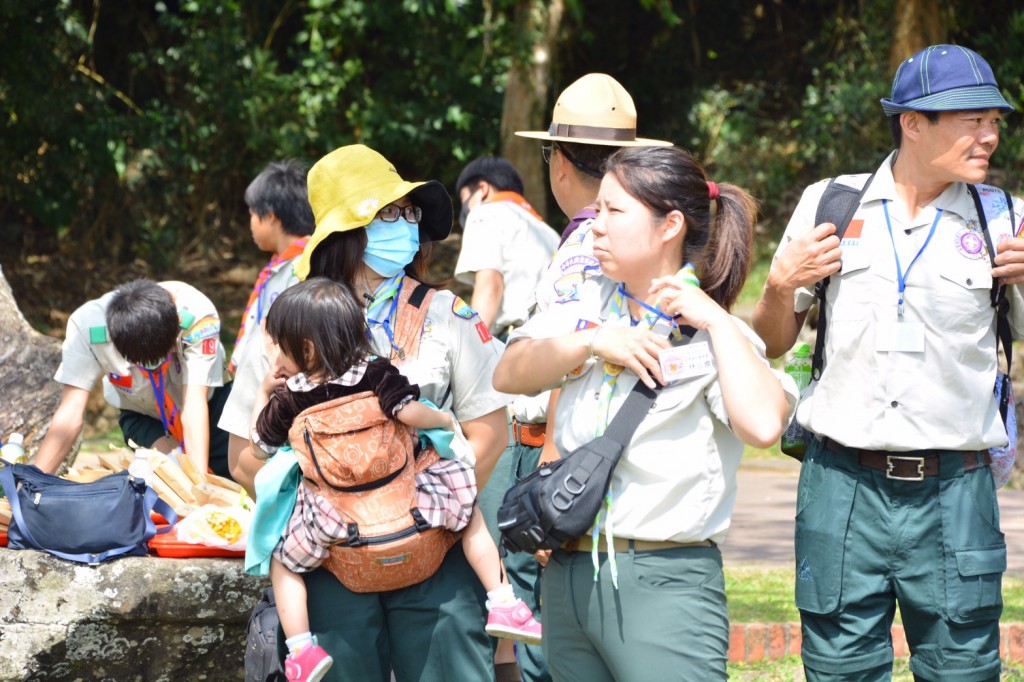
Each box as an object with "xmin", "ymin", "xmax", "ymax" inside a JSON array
[
  {"xmin": 931, "ymin": 263, "xmax": 994, "ymax": 332},
  {"xmin": 828, "ymin": 251, "xmax": 873, "ymax": 322}
]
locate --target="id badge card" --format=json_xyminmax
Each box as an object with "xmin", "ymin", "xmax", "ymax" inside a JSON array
[
  {"xmin": 875, "ymin": 320, "xmax": 925, "ymax": 352},
  {"xmin": 659, "ymin": 341, "xmax": 715, "ymax": 382}
]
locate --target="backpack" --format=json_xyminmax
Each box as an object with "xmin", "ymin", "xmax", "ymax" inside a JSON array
[
  {"xmin": 244, "ymin": 586, "xmax": 286, "ymax": 682},
  {"xmin": 289, "ymin": 281, "xmax": 460, "ymax": 592},
  {"xmin": 786, "ymin": 175, "xmax": 1018, "ymax": 482}
]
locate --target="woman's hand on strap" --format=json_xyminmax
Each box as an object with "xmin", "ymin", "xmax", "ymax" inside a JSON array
[{"xmin": 587, "ymin": 324, "xmax": 671, "ymax": 390}]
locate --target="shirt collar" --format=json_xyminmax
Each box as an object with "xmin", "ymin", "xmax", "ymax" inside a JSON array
[{"xmin": 863, "ymin": 150, "xmax": 976, "ymax": 223}]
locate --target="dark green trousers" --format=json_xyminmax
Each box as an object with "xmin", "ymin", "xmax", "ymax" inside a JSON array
[{"xmin": 796, "ymin": 437, "xmax": 1003, "ymax": 682}]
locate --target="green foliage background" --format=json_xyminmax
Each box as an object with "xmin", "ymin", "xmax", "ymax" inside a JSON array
[{"xmin": 2, "ymin": 0, "xmax": 1023, "ymax": 309}]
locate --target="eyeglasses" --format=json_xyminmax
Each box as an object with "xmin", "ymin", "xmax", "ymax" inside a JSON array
[
  {"xmin": 541, "ymin": 143, "xmax": 557, "ymax": 165},
  {"xmin": 377, "ymin": 204, "xmax": 423, "ymax": 224},
  {"xmin": 541, "ymin": 142, "xmax": 603, "ymax": 178}
]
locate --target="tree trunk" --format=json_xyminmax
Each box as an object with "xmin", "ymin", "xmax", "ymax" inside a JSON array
[
  {"xmin": 500, "ymin": 0, "xmax": 564, "ymax": 222},
  {"xmin": 890, "ymin": 0, "xmax": 945, "ymax": 70},
  {"xmin": 0, "ymin": 263, "xmax": 66, "ymax": 461}
]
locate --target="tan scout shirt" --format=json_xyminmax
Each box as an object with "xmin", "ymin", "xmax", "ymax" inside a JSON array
[
  {"xmin": 509, "ymin": 279, "xmax": 799, "ymax": 544},
  {"xmin": 777, "ymin": 153, "xmax": 1024, "ymax": 451},
  {"xmin": 55, "ymin": 281, "xmax": 227, "ymax": 420}
]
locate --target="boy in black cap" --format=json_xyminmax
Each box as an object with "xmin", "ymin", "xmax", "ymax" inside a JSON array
[{"xmin": 754, "ymin": 45, "xmax": 1024, "ymax": 681}]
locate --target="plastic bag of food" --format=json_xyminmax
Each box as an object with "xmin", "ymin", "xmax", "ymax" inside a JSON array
[{"xmin": 175, "ymin": 504, "xmax": 252, "ymax": 551}]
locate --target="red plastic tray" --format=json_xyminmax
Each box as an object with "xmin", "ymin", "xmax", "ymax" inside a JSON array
[
  {"xmin": 148, "ymin": 525, "xmax": 244, "ymax": 558},
  {"xmin": 0, "ymin": 529, "xmax": 7, "ymax": 547}
]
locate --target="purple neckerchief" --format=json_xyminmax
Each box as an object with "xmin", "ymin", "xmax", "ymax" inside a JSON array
[{"xmin": 558, "ymin": 205, "xmax": 598, "ymax": 247}]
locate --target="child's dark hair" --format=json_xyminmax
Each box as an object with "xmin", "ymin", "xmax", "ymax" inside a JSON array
[
  {"xmin": 245, "ymin": 160, "xmax": 316, "ymax": 237},
  {"xmin": 604, "ymin": 146, "xmax": 758, "ymax": 310},
  {"xmin": 265, "ymin": 277, "xmax": 371, "ymax": 379},
  {"xmin": 107, "ymin": 279, "xmax": 180, "ymax": 366}
]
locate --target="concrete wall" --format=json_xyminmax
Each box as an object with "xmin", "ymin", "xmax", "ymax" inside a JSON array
[{"xmin": 0, "ymin": 548, "xmax": 268, "ymax": 681}]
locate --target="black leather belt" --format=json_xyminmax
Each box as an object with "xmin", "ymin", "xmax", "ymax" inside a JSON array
[{"xmin": 821, "ymin": 438, "xmax": 991, "ymax": 481}]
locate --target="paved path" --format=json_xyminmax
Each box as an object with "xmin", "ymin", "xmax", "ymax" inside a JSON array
[{"xmin": 723, "ymin": 459, "xmax": 1024, "ymax": 574}]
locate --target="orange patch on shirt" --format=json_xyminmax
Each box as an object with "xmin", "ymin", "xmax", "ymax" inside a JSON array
[
  {"xmin": 475, "ymin": 321, "xmax": 492, "ymax": 344},
  {"xmin": 201, "ymin": 338, "xmax": 217, "ymax": 355},
  {"xmin": 844, "ymin": 219, "xmax": 864, "ymax": 240}
]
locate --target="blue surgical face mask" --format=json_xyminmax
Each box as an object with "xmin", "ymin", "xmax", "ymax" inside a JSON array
[{"xmin": 362, "ymin": 217, "xmax": 421, "ymax": 277}]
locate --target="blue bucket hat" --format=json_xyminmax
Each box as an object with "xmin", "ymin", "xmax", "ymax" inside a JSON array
[{"xmin": 880, "ymin": 44, "xmax": 1014, "ymax": 116}]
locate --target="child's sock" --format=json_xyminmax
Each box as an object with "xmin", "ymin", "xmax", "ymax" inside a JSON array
[
  {"xmin": 285, "ymin": 632, "xmax": 314, "ymax": 656},
  {"xmin": 486, "ymin": 584, "xmax": 517, "ymax": 608}
]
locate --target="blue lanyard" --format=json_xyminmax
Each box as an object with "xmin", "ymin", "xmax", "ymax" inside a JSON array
[
  {"xmin": 366, "ymin": 277, "xmax": 405, "ymax": 359},
  {"xmin": 883, "ymin": 200, "xmax": 942, "ymax": 317},
  {"xmin": 142, "ymin": 365, "xmax": 176, "ymax": 437},
  {"xmin": 616, "ymin": 284, "xmax": 677, "ymax": 328}
]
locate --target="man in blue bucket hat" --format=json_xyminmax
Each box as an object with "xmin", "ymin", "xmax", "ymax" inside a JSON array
[{"xmin": 754, "ymin": 45, "xmax": 1024, "ymax": 681}]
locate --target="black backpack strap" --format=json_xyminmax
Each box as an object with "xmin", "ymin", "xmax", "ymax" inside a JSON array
[
  {"xmin": 810, "ymin": 173, "xmax": 876, "ymax": 380},
  {"xmin": 967, "ymin": 184, "xmax": 1015, "ymax": 423}
]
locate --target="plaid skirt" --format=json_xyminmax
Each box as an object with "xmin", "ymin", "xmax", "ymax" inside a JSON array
[{"xmin": 273, "ymin": 457, "xmax": 477, "ymax": 573}]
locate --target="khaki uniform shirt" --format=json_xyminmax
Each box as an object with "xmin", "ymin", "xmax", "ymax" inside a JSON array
[
  {"xmin": 509, "ymin": 278, "xmax": 799, "ymax": 543},
  {"xmin": 512, "ymin": 216, "xmax": 619, "ymax": 424},
  {"xmin": 454, "ymin": 199, "xmax": 559, "ymax": 334},
  {"xmin": 55, "ymin": 281, "xmax": 226, "ymax": 419},
  {"xmin": 777, "ymin": 153, "xmax": 1024, "ymax": 451}
]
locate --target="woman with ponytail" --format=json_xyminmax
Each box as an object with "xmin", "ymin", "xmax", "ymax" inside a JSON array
[{"xmin": 493, "ymin": 145, "xmax": 798, "ymax": 681}]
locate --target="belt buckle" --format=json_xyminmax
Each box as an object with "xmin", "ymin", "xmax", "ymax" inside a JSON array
[{"xmin": 886, "ymin": 455, "xmax": 925, "ymax": 481}]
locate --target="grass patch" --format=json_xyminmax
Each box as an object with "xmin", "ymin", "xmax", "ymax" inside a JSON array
[
  {"xmin": 727, "ymin": 566, "xmax": 1024, "ymax": 628},
  {"xmin": 726, "ymin": 567, "xmax": 798, "ymax": 624},
  {"xmin": 743, "ymin": 441, "xmax": 788, "ymax": 460}
]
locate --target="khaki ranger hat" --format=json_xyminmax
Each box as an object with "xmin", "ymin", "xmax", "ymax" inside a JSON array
[
  {"xmin": 295, "ymin": 144, "xmax": 453, "ymax": 281},
  {"xmin": 515, "ymin": 73, "xmax": 671, "ymax": 147}
]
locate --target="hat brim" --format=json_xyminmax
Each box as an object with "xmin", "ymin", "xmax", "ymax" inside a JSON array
[
  {"xmin": 515, "ymin": 130, "xmax": 673, "ymax": 147},
  {"xmin": 295, "ymin": 179, "xmax": 453, "ymax": 281},
  {"xmin": 880, "ymin": 86, "xmax": 1015, "ymax": 116}
]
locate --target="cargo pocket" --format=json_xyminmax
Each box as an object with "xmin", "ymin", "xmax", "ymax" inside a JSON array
[
  {"xmin": 794, "ymin": 448, "xmax": 859, "ymax": 615},
  {"xmin": 945, "ymin": 546, "xmax": 1005, "ymax": 624},
  {"xmin": 940, "ymin": 468, "xmax": 1006, "ymax": 624}
]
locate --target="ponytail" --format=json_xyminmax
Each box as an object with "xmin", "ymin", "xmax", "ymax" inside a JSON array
[{"xmin": 699, "ymin": 183, "xmax": 758, "ymax": 310}]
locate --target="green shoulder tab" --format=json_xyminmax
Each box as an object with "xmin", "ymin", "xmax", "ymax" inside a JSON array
[
  {"xmin": 88, "ymin": 326, "xmax": 108, "ymax": 344},
  {"xmin": 178, "ymin": 309, "xmax": 196, "ymax": 329}
]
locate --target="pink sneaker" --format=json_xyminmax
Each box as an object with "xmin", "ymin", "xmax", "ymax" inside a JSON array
[
  {"xmin": 485, "ymin": 599, "xmax": 543, "ymax": 646},
  {"xmin": 284, "ymin": 644, "xmax": 333, "ymax": 682}
]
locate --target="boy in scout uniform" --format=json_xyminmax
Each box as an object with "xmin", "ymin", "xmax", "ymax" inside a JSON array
[
  {"xmin": 35, "ymin": 279, "xmax": 233, "ymax": 478},
  {"xmin": 753, "ymin": 45, "xmax": 1024, "ymax": 681}
]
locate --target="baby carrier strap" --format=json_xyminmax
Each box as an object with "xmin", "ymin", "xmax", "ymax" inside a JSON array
[{"xmin": 389, "ymin": 279, "xmax": 436, "ymax": 366}]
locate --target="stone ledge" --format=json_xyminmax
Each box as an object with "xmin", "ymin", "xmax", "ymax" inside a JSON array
[{"xmin": 0, "ymin": 548, "xmax": 267, "ymax": 681}]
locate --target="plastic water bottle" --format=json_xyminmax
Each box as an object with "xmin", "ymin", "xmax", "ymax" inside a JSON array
[
  {"xmin": 781, "ymin": 344, "xmax": 813, "ymax": 458},
  {"xmin": 128, "ymin": 449, "xmax": 154, "ymax": 486},
  {"xmin": 0, "ymin": 432, "xmax": 26, "ymax": 464}
]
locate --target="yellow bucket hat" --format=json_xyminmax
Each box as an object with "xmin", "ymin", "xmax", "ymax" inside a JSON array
[
  {"xmin": 295, "ymin": 144, "xmax": 453, "ymax": 281},
  {"xmin": 516, "ymin": 73, "xmax": 671, "ymax": 147}
]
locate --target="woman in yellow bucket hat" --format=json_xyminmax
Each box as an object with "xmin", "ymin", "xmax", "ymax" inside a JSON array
[{"xmin": 282, "ymin": 144, "xmax": 511, "ymax": 681}]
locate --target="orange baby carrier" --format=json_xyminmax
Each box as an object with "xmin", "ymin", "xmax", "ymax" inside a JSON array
[{"xmin": 288, "ymin": 282, "xmax": 460, "ymax": 592}]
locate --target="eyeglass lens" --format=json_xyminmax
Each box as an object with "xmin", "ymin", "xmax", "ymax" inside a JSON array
[{"xmin": 379, "ymin": 204, "xmax": 423, "ymax": 223}]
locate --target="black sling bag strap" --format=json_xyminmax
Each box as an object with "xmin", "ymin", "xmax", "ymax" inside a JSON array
[
  {"xmin": 967, "ymin": 183, "xmax": 1016, "ymax": 424},
  {"xmin": 497, "ymin": 326, "xmax": 696, "ymax": 554},
  {"xmin": 810, "ymin": 173, "xmax": 876, "ymax": 380}
]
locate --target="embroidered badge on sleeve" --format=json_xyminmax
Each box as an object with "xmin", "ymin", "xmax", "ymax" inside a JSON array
[
  {"xmin": 182, "ymin": 316, "xmax": 221, "ymax": 345},
  {"xmin": 451, "ymin": 296, "xmax": 478, "ymax": 319}
]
